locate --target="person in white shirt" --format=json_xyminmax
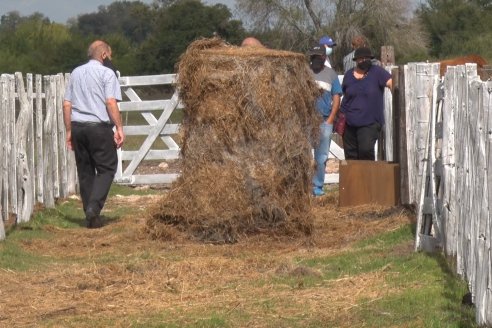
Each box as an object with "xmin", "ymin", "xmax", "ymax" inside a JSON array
[{"xmin": 63, "ymin": 40, "xmax": 125, "ymax": 228}]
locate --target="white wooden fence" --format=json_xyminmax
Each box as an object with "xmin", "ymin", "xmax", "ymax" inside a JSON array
[
  {"xmin": 115, "ymin": 74, "xmax": 182, "ymax": 184},
  {"xmin": 0, "ymin": 73, "xmax": 77, "ymax": 240},
  {"xmin": 408, "ymin": 62, "xmax": 492, "ymax": 325}
]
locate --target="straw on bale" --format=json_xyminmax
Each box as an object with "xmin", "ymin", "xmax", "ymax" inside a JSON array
[{"xmin": 147, "ymin": 38, "xmax": 322, "ymax": 243}]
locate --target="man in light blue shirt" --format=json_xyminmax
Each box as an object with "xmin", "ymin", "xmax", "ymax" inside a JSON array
[{"xmin": 63, "ymin": 40, "xmax": 125, "ymax": 228}]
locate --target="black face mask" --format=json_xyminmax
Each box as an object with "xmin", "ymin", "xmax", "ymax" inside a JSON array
[
  {"xmin": 310, "ymin": 56, "xmax": 325, "ymax": 73},
  {"xmin": 356, "ymin": 59, "xmax": 372, "ymax": 72},
  {"xmin": 103, "ymin": 57, "xmax": 118, "ymax": 76}
]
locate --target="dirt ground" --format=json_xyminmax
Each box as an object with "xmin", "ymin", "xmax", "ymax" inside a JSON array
[{"xmin": 0, "ymin": 190, "xmax": 414, "ymax": 327}]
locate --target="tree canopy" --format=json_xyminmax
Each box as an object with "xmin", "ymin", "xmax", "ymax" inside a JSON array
[
  {"xmin": 417, "ymin": 0, "xmax": 492, "ymax": 60},
  {"xmin": 236, "ymin": 0, "xmax": 428, "ymax": 71},
  {"xmin": 0, "ymin": 0, "xmax": 490, "ymax": 74},
  {"xmin": 137, "ymin": 0, "xmax": 245, "ymax": 74},
  {"xmin": 0, "ymin": 0, "xmax": 245, "ymax": 75}
]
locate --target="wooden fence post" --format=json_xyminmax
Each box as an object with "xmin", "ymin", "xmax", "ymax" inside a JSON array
[
  {"xmin": 15, "ymin": 72, "xmax": 34, "ymax": 223},
  {"xmin": 51, "ymin": 76, "xmax": 60, "ymax": 199},
  {"xmin": 8, "ymin": 75, "xmax": 17, "ymax": 218},
  {"xmin": 381, "ymin": 46, "xmax": 395, "ymax": 67},
  {"xmin": 441, "ymin": 66, "xmax": 457, "ymax": 257},
  {"xmin": 43, "ymin": 76, "xmax": 55, "ymax": 208},
  {"xmin": 1, "ymin": 76, "xmax": 8, "ymax": 223},
  {"xmin": 56, "ymin": 74, "xmax": 68, "ymax": 198},
  {"xmin": 27, "ymin": 74, "xmax": 36, "ymax": 212},
  {"xmin": 0, "ymin": 76, "xmax": 5, "ymax": 239},
  {"xmin": 35, "ymin": 74, "xmax": 44, "ymax": 203}
]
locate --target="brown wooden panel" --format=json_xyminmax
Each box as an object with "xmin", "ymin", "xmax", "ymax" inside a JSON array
[{"xmin": 339, "ymin": 160, "xmax": 400, "ymax": 207}]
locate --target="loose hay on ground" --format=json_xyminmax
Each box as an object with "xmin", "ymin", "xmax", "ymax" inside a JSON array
[{"xmin": 0, "ymin": 190, "xmax": 416, "ymax": 327}]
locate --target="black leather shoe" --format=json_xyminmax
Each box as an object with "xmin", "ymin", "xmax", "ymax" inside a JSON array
[{"xmin": 86, "ymin": 208, "xmax": 103, "ymax": 229}]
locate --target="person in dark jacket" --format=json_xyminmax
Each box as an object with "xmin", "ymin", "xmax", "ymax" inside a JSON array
[{"xmin": 341, "ymin": 47, "xmax": 392, "ymax": 160}]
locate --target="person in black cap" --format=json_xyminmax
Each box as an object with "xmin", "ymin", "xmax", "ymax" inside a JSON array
[
  {"xmin": 307, "ymin": 44, "xmax": 343, "ymax": 196},
  {"xmin": 339, "ymin": 47, "xmax": 392, "ymax": 161}
]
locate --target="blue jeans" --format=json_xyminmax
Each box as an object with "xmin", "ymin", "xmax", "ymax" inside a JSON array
[{"xmin": 313, "ymin": 121, "xmax": 333, "ymax": 190}]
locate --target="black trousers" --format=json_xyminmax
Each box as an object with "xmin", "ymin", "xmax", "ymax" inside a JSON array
[
  {"xmin": 71, "ymin": 122, "xmax": 117, "ymax": 215},
  {"xmin": 343, "ymin": 123, "xmax": 381, "ymax": 160}
]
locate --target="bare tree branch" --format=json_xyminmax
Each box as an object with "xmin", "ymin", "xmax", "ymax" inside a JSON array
[
  {"xmin": 236, "ymin": 0, "xmax": 428, "ymax": 68},
  {"xmin": 303, "ymin": 0, "xmax": 321, "ymax": 32}
]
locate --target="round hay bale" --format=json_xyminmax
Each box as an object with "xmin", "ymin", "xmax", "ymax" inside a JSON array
[{"xmin": 147, "ymin": 38, "xmax": 322, "ymax": 243}]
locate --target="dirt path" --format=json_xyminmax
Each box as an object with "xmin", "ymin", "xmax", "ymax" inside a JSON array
[{"xmin": 0, "ymin": 191, "xmax": 414, "ymax": 327}]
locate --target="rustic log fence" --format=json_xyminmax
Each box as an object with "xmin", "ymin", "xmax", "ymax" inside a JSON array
[
  {"xmin": 404, "ymin": 62, "xmax": 492, "ymax": 325},
  {"xmin": 0, "ymin": 73, "xmax": 77, "ymax": 240}
]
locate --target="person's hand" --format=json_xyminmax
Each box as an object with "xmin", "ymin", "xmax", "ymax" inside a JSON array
[
  {"xmin": 66, "ymin": 130, "xmax": 73, "ymax": 150},
  {"xmin": 114, "ymin": 126, "xmax": 125, "ymax": 149},
  {"xmin": 326, "ymin": 115, "xmax": 336, "ymax": 125}
]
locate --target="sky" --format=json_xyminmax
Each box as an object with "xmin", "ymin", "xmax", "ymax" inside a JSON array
[{"xmin": 0, "ymin": 0, "xmax": 237, "ymax": 24}]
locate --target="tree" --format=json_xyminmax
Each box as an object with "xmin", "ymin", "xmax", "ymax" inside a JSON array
[
  {"xmin": 332, "ymin": 0, "xmax": 428, "ymax": 66},
  {"xmin": 236, "ymin": 0, "xmax": 428, "ymax": 70},
  {"xmin": 73, "ymin": 1, "xmax": 154, "ymax": 45},
  {"xmin": 137, "ymin": 0, "xmax": 246, "ymax": 74},
  {"xmin": 0, "ymin": 13, "xmax": 76, "ymax": 74},
  {"xmin": 236, "ymin": 0, "xmax": 327, "ymax": 50},
  {"xmin": 418, "ymin": 0, "xmax": 492, "ymax": 60}
]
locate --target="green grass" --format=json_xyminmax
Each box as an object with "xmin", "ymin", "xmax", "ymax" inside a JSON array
[
  {"xmin": 0, "ymin": 185, "xmax": 159, "ymax": 269},
  {"xmin": 269, "ymin": 224, "xmax": 478, "ymax": 327},
  {"xmin": 0, "ymin": 241, "xmax": 51, "ymax": 271},
  {"xmin": 108, "ymin": 183, "xmax": 161, "ymax": 197},
  {"xmin": 0, "ymin": 189, "xmax": 479, "ymax": 327},
  {"xmin": 121, "ymin": 107, "xmax": 184, "ymax": 150}
]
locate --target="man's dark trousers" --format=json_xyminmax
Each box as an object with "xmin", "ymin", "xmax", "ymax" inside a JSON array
[{"xmin": 71, "ymin": 122, "xmax": 117, "ymax": 215}]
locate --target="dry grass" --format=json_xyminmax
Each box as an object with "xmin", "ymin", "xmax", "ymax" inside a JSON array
[{"xmin": 0, "ymin": 191, "xmax": 414, "ymax": 327}]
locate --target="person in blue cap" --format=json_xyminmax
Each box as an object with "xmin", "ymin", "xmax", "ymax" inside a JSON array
[
  {"xmin": 319, "ymin": 35, "xmax": 337, "ymax": 69},
  {"xmin": 307, "ymin": 44, "xmax": 343, "ymax": 196}
]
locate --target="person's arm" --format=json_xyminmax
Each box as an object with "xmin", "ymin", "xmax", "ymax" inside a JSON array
[
  {"xmin": 106, "ymin": 98, "xmax": 125, "ymax": 148},
  {"xmin": 327, "ymin": 75, "xmax": 343, "ymax": 124},
  {"xmin": 63, "ymin": 100, "xmax": 73, "ymax": 150},
  {"xmin": 386, "ymin": 78, "xmax": 393, "ymax": 91},
  {"xmin": 327, "ymin": 94, "xmax": 341, "ymax": 124}
]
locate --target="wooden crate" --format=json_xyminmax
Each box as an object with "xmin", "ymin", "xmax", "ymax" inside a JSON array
[{"xmin": 339, "ymin": 160, "xmax": 400, "ymax": 207}]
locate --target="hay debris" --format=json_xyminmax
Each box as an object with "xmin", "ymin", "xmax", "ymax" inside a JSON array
[{"xmin": 147, "ymin": 38, "xmax": 321, "ymax": 243}]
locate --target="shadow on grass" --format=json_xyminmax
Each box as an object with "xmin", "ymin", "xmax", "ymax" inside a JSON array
[
  {"xmin": 430, "ymin": 252, "xmax": 478, "ymax": 327},
  {"xmin": 62, "ymin": 214, "xmax": 120, "ymax": 228},
  {"xmin": 63, "ymin": 214, "xmax": 87, "ymax": 227},
  {"xmin": 100, "ymin": 215, "xmax": 120, "ymax": 226}
]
